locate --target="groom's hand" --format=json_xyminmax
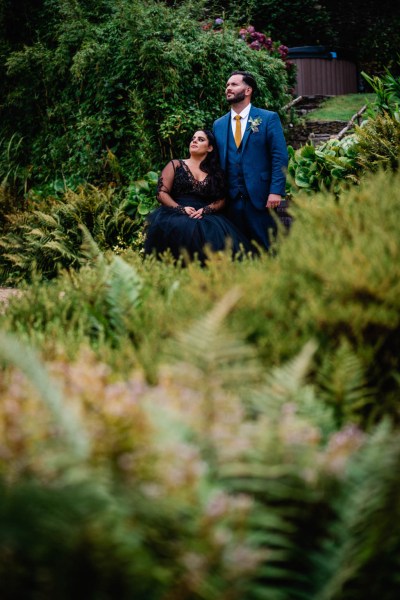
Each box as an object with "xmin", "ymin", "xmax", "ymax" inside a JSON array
[{"xmin": 266, "ymin": 194, "xmax": 282, "ymax": 208}]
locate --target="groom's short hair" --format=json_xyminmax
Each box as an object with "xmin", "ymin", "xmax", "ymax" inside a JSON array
[{"xmin": 230, "ymin": 70, "xmax": 258, "ymax": 98}]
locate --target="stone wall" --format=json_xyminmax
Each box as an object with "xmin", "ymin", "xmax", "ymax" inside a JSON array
[{"xmin": 286, "ymin": 120, "xmax": 350, "ymax": 148}]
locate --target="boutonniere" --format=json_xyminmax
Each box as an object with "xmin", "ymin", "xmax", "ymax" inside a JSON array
[{"xmin": 248, "ymin": 116, "xmax": 262, "ymax": 133}]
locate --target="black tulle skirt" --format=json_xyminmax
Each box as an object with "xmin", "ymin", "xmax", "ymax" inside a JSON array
[{"xmin": 144, "ymin": 195, "xmax": 254, "ymax": 262}]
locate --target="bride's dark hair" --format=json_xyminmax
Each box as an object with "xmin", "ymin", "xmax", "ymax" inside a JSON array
[{"xmin": 197, "ymin": 129, "xmax": 226, "ymax": 198}]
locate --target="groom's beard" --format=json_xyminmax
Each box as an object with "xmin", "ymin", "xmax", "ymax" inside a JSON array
[{"xmin": 226, "ymin": 90, "xmax": 246, "ymax": 104}]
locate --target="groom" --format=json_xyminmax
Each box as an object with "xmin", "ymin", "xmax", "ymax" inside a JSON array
[{"xmin": 213, "ymin": 71, "xmax": 288, "ymax": 250}]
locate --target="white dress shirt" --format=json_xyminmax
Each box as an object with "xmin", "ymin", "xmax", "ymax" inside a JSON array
[{"xmin": 230, "ymin": 103, "xmax": 252, "ymax": 142}]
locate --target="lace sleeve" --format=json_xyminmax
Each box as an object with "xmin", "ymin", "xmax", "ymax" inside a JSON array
[
  {"xmin": 156, "ymin": 160, "xmax": 180, "ymax": 207},
  {"xmin": 202, "ymin": 204, "xmax": 218, "ymax": 215},
  {"xmin": 202, "ymin": 197, "xmax": 226, "ymax": 214}
]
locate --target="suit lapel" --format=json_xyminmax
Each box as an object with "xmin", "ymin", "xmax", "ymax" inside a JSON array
[
  {"xmin": 242, "ymin": 106, "xmax": 260, "ymax": 153},
  {"xmin": 220, "ymin": 113, "xmax": 230, "ymax": 168}
]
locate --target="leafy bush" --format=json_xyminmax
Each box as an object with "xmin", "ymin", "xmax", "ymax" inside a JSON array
[
  {"xmin": 0, "ymin": 0, "xmax": 291, "ymax": 192},
  {"xmin": 1, "ymin": 298, "xmax": 400, "ymax": 598},
  {"xmin": 3, "ymin": 168, "xmax": 400, "ymax": 426},
  {"xmin": 122, "ymin": 171, "xmax": 159, "ymax": 227},
  {"xmin": 362, "ymin": 69, "xmax": 400, "ymax": 117},
  {"xmin": 287, "ymin": 69, "xmax": 400, "ymax": 196},
  {"xmin": 0, "ymin": 181, "xmax": 148, "ymax": 284},
  {"xmin": 286, "ymin": 136, "xmax": 360, "ymax": 195},
  {"xmin": 355, "ymin": 112, "xmax": 400, "ymax": 173}
]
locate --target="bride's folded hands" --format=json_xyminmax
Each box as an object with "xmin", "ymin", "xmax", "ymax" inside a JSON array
[{"xmin": 183, "ymin": 206, "xmax": 196, "ymax": 216}]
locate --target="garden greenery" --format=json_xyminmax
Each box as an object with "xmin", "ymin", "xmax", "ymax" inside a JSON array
[
  {"xmin": 287, "ymin": 67, "xmax": 400, "ymax": 195},
  {"xmin": 1, "ymin": 4, "xmax": 400, "ymax": 597},
  {"xmin": 1, "ymin": 167, "xmax": 400, "ymax": 596},
  {"xmin": 0, "ymin": 0, "xmax": 290, "ymax": 193}
]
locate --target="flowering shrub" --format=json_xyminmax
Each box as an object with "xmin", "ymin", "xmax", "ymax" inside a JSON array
[
  {"xmin": 239, "ymin": 25, "xmax": 296, "ymax": 89},
  {"xmin": 240, "ymin": 25, "xmax": 286, "ymax": 57},
  {"xmin": 201, "ymin": 17, "xmax": 224, "ymax": 31}
]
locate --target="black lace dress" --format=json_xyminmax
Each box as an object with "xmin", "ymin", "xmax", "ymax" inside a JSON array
[{"xmin": 144, "ymin": 159, "xmax": 253, "ymax": 262}]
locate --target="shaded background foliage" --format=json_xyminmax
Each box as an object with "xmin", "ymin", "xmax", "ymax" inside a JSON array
[
  {"xmin": 1, "ymin": 0, "xmax": 398, "ymax": 195},
  {"xmin": 203, "ymin": 0, "xmax": 400, "ymax": 75},
  {"xmin": 0, "ymin": 0, "xmax": 290, "ymax": 193},
  {"xmin": 1, "ymin": 3, "xmax": 400, "ymax": 598}
]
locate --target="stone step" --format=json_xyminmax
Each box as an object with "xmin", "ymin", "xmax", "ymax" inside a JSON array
[
  {"xmin": 308, "ymin": 132, "xmax": 332, "ymax": 146},
  {"xmin": 291, "ymin": 95, "xmax": 331, "ymax": 116},
  {"xmin": 306, "ymin": 120, "xmax": 348, "ymax": 134},
  {"xmin": 286, "ymin": 119, "xmax": 352, "ymax": 149}
]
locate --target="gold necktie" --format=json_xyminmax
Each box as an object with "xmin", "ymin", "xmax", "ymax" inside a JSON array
[{"xmin": 234, "ymin": 114, "xmax": 242, "ymax": 147}]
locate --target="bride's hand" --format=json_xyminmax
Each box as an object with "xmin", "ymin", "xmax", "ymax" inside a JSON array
[
  {"xmin": 191, "ymin": 208, "xmax": 203, "ymax": 219},
  {"xmin": 184, "ymin": 206, "xmax": 196, "ymax": 216}
]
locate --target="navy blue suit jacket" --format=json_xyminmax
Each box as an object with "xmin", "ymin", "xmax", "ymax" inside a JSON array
[{"xmin": 213, "ymin": 106, "xmax": 288, "ymax": 210}]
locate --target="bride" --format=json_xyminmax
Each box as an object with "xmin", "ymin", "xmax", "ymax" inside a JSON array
[{"xmin": 144, "ymin": 129, "xmax": 253, "ymax": 263}]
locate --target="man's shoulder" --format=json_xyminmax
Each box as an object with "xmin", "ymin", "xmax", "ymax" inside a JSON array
[{"xmin": 213, "ymin": 112, "xmax": 230, "ymax": 127}]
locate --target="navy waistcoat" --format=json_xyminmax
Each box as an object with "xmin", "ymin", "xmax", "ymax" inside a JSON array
[{"xmin": 226, "ymin": 126, "xmax": 249, "ymax": 200}]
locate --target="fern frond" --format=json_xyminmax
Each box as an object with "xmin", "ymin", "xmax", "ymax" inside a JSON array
[
  {"xmin": 105, "ymin": 256, "xmax": 143, "ymax": 337},
  {"xmin": 317, "ymin": 339, "xmax": 374, "ymax": 424},
  {"xmin": 248, "ymin": 340, "xmax": 335, "ymax": 435},
  {"xmin": 32, "ymin": 210, "xmax": 59, "ymax": 227},
  {"xmin": 41, "ymin": 240, "xmax": 78, "ymax": 261},
  {"xmin": 169, "ymin": 287, "xmax": 262, "ymax": 391},
  {"xmin": 79, "ymin": 223, "xmax": 104, "ymax": 263},
  {"xmin": 319, "ymin": 422, "xmax": 400, "ymax": 600}
]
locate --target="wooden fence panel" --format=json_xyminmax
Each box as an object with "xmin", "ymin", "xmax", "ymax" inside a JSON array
[{"xmin": 291, "ymin": 58, "xmax": 358, "ymax": 95}]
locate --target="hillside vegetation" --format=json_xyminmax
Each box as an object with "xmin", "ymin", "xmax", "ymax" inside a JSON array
[{"xmin": 1, "ymin": 3, "xmax": 400, "ymax": 598}]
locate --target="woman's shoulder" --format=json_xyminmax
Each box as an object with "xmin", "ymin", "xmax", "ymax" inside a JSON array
[
  {"xmin": 161, "ymin": 159, "xmax": 182, "ymax": 173},
  {"xmin": 167, "ymin": 158, "xmax": 187, "ymax": 168}
]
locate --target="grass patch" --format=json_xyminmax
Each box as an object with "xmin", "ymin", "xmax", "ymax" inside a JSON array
[{"xmin": 306, "ymin": 93, "xmax": 376, "ymax": 121}]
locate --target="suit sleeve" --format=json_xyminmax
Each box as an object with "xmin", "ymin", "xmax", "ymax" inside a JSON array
[{"xmin": 267, "ymin": 113, "xmax": 288, "ymax": 196}]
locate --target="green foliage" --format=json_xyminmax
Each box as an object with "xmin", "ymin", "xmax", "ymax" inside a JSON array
[
  {"xmin": 318, "ymin": 423, "xmax": 400, "ymax": 600},
  {"xmin": 0, "ymin": 184, "xmax": 138, "ymax": 284},
  {"xmin": 321, "ymin": 0, "xmax": 400, "ymax": 74},
  {"xmin": 210, "ymin": 0, "xmax": 400, "ymax": 74},
  {"xmin": 0, "ymin": 0, "xmax": 291, "ymax": 192},
  {"xmin": 272, "ymin": 171, "xmax": 400, "ymax": 425},
  {"xmin": 288, "ymin": 71, "xmax": 400, "ymax": 196},
  {"xmin": 362, "ymin": 69, "xmax": 400, "ymax": 117},
  {"xmin": 3, "ymin": 168, "xmax": 400, "ymax": 427},
  {"xmin": 355, "ymin": 112, "xmax": 400, "ymax": 173},
  {"xmin": 123, "ymin": 171, "xmax": 159, "ymax": 224},
  {"xmin": 1, "ymin": 249, "xmax": 144, "ymax": 354},
  {"xmin": 316, "ymin": 339, "xmax": 374, "ymax": 426},
  {"xmin": 0, "ymin": 330, "xmax": 89, "ymax": 460},
  {"xmin": 0, "ymin": 169, "xmax": 400, "ymax": 593},
  {"xmin": 234, "ymin": 0, "xmax": 330, "ymax": 46},
  {"xmin": 0, "ymin": 480, "xmax": 170, "ymax": 600},
  {"xmin": 1, "ymin": 305, "xmax": 399, "ymax": 598},
  {"xmin": 0, "ymin": 133, "xmax": 31, "ymax": 195},
  {"xmin": 287, "ymin": 136, "xmax": 360, "ymax": 195}
]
